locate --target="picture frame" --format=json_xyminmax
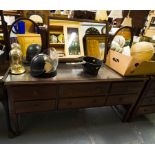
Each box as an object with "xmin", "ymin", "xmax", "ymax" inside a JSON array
[
  {"xmin": 83, "ymin": 34, "xmax": 107, "ymax": 61},
  {"xmin": 144, "ymin": 11, "xmax": 155, "ymax": 38},
  {"xmin": 64, "ymin": 24, "xmax": 84, "ymax": 58}
]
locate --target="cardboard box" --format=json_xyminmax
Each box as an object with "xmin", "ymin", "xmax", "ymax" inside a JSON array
[{"xmin": 106, "ymin": 50, "xmax": 155, "ymax": 76}]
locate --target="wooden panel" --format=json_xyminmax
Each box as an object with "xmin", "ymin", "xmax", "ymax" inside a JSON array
[
  {"xmin": 59, "ymin": 96, "xmax": 106, "ymax": 110},
  {"xmin": 137, "ymin": 105, "xmax": 155, "ymax": 115},
  {"xmin": 110, "ymin": 82, "xmax": 143, "ymax": 95},
  {"xmin": 145, "ymin": 89, "xmax": 155, "ymax": 97},
  {"xmin": 144, "ymin": 81, "xmax": 155, "ymax": 97},
  {"xmin": 8, "ymin": 85, "xmax": 58, "ymax": 101},
  {"xmin": 60, "ymin": 83, "xmax": 110, "ymax": 98},
  {"xmin": 106, "ymin": 94, "xmax": 137, "ymax": 106},
  {"xmin": 141, "ymin": 97, "xmax": 155, "ymax": 106},
  {"xmin": 14, "ymin": 100, "xmax": 56, "ymax": 113},
  {"xmin": 0, "ymin": 81, "xmax": 3, "ymax": 100}
]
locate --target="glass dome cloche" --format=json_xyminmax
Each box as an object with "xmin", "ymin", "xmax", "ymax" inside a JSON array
[
  {"xmin": 30, "ymin": 48, "xmax": 58, "ymax": 78},
  {"xmin": 9, "ymin": 43, "xmax": 25, "ymax": 75}
]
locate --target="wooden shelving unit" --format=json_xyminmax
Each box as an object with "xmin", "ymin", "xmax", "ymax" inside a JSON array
[{"xmin": 48, "ymin": 17, "xmax": 85, "ymax": 61}]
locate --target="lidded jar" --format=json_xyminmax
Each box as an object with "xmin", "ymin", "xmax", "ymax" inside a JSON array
[{"xmin": 9, "ymin": 43, "xmax": 25, "ymax": 74}]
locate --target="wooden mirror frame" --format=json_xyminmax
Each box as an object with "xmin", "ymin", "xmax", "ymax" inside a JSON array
[
  {"xmin": 8, "ymin": 17, "xmax": 44, "ymax": 57},
  {"xmin": 110, "ymin": 26, "xmax": 134, "ymax": 48}
]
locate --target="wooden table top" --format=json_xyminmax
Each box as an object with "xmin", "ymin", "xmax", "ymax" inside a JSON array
[{"xmin": 5, "ymin": 63, "xmax": 148, "ymax": 85}]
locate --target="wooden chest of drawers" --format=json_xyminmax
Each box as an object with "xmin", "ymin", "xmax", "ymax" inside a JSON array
[{"xmin": 4, "ymin": 65, "xmax": 147, "ymax": 135}]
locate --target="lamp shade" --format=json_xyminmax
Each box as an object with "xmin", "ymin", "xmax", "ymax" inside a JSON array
[
  {"xmin": 95, "ymin": 10, "xmax": 108, "ymax": 21},
  {"xmin": 108, "ymin": 10, "xmax": 123, "ymax": 19}
]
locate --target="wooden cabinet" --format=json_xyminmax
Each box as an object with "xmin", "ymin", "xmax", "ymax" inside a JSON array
[{"xmin": 48, "ymin": 19, "xmax": 84, "ymax": 61}]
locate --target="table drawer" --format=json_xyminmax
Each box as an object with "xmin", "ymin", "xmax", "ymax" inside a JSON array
[
  {"xmin": 110, "ymin": 82, "xmax": 144, "ymax": 95},
  {"xmin": 59, "ymin": 96, "xmax": 106, "ymax": 110},
  {"xmin": 137, "ymin": 105, "xmax": 155, "ymax": 115},
  {"xmin": 141, "ymin": 97, "xmax": 155, "ymax": 106},
  {"xmin": 8, "ymin": 85, "xmax": 58, "ymax": 101},
  {"xmin": 14, "ymin": 100, "xmax": 56, "ymax": 113},
  {"xmin": 60, "ymin": 83, "xmax": 110, "ymax": 98},
  {"xmin": 105, "ymin": 94, "xmax": 137, "ymax": 106},
  {"xmin": 148, "ymin": 80, "xmax": 155, "ymax": 90},
  {"xmin": 144, "ymin": 89, "xmax": 155, "ymax": 97}
]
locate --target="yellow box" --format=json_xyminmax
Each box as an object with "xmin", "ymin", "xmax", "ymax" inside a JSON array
[
  {"xmin": 106, "ymin": 50, "xmax": 155, "ymax": 76},
  {"xmin": 17, "ymin": 33, "xmax": 41, "ymax": 58}
]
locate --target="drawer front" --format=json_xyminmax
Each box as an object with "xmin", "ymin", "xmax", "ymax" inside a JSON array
[
  {"xmin": 14, "ymin": 100, "xmax": 56, "ymax": 113},
  {"xmin": 148, "ymin": 80, "xmax": 155, "ymax": 90},
  {"xmin": 106, "ymin": 94, "xmax": 137, "ymax": 106},
  {"xmin": 141, "ymin": 97, "xmax": 155, "ymax": 106},
  {"xmin": 60, "ymin": 83, "xmax": 110, "ymax": 98},
  {"xmin": 110, "ymin": 82, "xmax": 144, "ymax": 95},
  {"xmin": 59, "ymin": 96, "xmax": 106, "ymax": 110},
  {"xmin": 145, "ymin": 89, "xmax": 155, "ymax": 97},
  {"xmin": 8, "ymin": 85, "xmax": 58, "ymax": 101},
  {"xmin": 137, "ymin": 105, "xmax": 155, "ymax": 115}
]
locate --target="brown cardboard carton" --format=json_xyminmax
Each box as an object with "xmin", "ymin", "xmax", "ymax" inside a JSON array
[{"xmin": 106, "ymin": 50, "xmax": 155, "ymax": 76}]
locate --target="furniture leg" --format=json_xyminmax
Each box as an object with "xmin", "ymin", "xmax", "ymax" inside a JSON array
[{"xmin": 9, "ymin": 113, "xmax": 21, "ymax": 136}]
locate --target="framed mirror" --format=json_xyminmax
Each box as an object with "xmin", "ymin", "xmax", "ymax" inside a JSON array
[
  {"xmin": 83, "ymin": 21, "xmax": 109, "ymax": 62},
  {"xmin": 111, "ymin": 26, "xmax": 133, "ymax": 47},
  {"xmin": 8, "ymin": 17, "xmax": 44, "ymax": 63}
]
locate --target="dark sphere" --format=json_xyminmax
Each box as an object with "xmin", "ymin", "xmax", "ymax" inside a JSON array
[
  {"xmin": 30, "ymin": 53, "xmax": 56, "ymax": 78},
  {"xmin": 26, "ymin": 44, "xmax": 41, "ymax": 63}
]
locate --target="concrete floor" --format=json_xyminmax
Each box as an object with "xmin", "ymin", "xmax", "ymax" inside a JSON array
[{"xmin": 0, "ymin": 102, "xmax": 155, "ymax": 144}]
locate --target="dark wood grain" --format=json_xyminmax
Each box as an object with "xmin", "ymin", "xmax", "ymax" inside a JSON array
[
  {"xmin": 59, "ymin": 83, "xmax": 110, "ymax": 98},
  {"xmin": 7, "ymin": 84, "xmax": 58, "ymax": 101},
  {"xmin": 14, "ymin": 100, "xmax": 56, "ymax": 113},
  {"xmin": 5, "ymin": 64, "xmax": 147, "ymax": 85},
  {"xmin": 106, "ymin": 94, "xmax": 138, "ymax": 106},
  {"xmin": 59, "ymin": 96, "xmax": 106, "ymax": 110},
  {"xmin": 130, "ymin": 78, "xmax": 155, "ymax": 118},
  {"xmin": 109, "ymin": 81, "xmax": 144, "ymax": 95},
  {"xmin": 136, "ymin": 105, "xmax": 155, "ymax": 115}
]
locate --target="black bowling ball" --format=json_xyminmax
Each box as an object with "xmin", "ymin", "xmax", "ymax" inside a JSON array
[{"xmin": 26, "ymin": 43, "xmax": 41, "ymax": 63}]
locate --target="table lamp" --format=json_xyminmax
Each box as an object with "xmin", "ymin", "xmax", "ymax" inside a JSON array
[
  {"xmin": 95, "ymin": 10, "xmax": 108, "ymax": 21},
  {"xmin": 108, "ymin": 10, "xmax": 123, "ymax": 27},
  {"xmin": 108, "ymin": 10, "xmax": 123, "ymax": 19}
]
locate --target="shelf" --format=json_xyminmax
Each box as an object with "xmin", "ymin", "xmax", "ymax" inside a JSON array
[
  {"xmin": 49, "ymin": 31, "xmax": 63, "ymax": 35},
  {"xmin": 3, "ymin": 10, "xmax": 22, "ymax": 16},
  {"xmin": 49, "ymin": 43, "xmax": 65, "ymax": 46},
  {"xmin": 49, "ymin": 16, "xmax": 107, "ymax": 24}
]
